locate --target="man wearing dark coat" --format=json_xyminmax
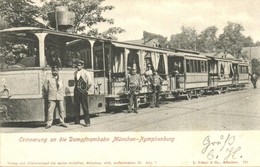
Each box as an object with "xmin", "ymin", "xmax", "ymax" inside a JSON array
[{"xmin": 74, "ymin": 60, "xmax": 93, "ymax": 126}]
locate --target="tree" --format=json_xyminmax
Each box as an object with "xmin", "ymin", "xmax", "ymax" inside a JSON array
[
  {"xmin": 0, "ymin": 0, "xmax": 44, "ymax": 28},
  {"xmin": 218, "ymin": 22, "xmax": 246, "ymax": 58},
  {"xmin": 243, "ymin": 36, "xmax": 254, "ymax": 47},
  {"xmin": 251, "ymin": 58, "xmax": 260, "ymax": 75},
  {"xmin": 86, "ymin": 27, "xmax": 125, "ymax": 40},
  {"xmin": 169, "ymin": 26, "xmax": 198, "ymax": 50},
  {"xmin": 197, "ymin": 26, "xmax": 218, "ymax": 53},
  {"xmin": 40, "ymin": 0, "xmax": 125, "ymax": 38},
  {"xmin": 255, "ymin": 41, "xmax": 260, "ymax": 46}
]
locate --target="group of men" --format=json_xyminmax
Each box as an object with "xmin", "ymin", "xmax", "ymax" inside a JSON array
[
  {"xmin": 44, "ymin": 60, "xmax": 164, "ymax": 128},
  {"xmin": 44, "ymin": 60, "xmax": 91, "ymax": 129},
  {"xmin": 126, "ymin": 64, "xmax": 164, "ymax": 113}
]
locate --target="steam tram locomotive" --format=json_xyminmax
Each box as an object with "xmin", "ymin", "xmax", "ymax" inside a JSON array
[{"xmin": 0, "ymin": 27, "xmax": 250, "ymax": 122}]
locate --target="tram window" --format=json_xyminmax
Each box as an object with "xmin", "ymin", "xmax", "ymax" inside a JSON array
[
  {"xmin": 220, "ymin": 64, "xmax": 224, "ymax": 76},
  {"xmin": 93, "ymin": 45, "xmax": 110, "ymax": 72},
  {"xmin": 45, "ymin": 44, "xmax": 62, "ymax": 67},
  {"xmin": 191, "ymin": 60, "xmax": 194, "ymax": 72},
  {"xmin": 190, "ymin": 60, "xmax": 193, "ymax": 72},
  {"xmin": 188, "ymin": 60, "xmax": 207, "ymax": 73},
  {"xmin": 127, "ymin": 51, "xmax": 140, "ymax": 72},
  {"xmin": 158, "ymin": 54, "xmax": 166, "ymax": 76},
  {"xmin": 0, "ymin": 33, "xmax": 39, "ymax": 69},
  {"xmin": 194, "ymin": 60, "xmax": 197, "ymax": 72},
  {"xmin": 64, "ymin": 49, "xmax": 91, "ymax": 68},
  {"xmin": 197, "ymin": 61, "xmax": 201, "ymax": 72},
  {"xmin": 201, "ymin": 61, "xmax": 207, "ymax": 73},
  {"xmin": 240, "ymin": 66, "xmax": 248, "ymax": 74},
  {"xmin": 209, "ymin": 61, "xmax": 217, "ymax": 74},
  {"xmin": 205, "ymin": 62, "xmax": 208, "ymax": 72},
  {"xmin": 186, "ymin": 60, "xmax": 190, "ymax": 72},
  {"xmin": 200, "ymin": 61, "xmax": 204, "ymax": 72},
  {"xmin": 233, "ymin": 65, "xmax": 236, "ymax": 74},
  {"xmin": 94, "ymin": 51, "xmax": 104, "ymax": 70},
  {"xmin": 189, "ymin": 60, "xmax": 193, "ymax": 73},
  {"xmin": 112, "ymin": 48, "xmax": 125, "ymax": 73}
]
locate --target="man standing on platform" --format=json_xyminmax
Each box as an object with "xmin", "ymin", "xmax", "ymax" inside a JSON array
[{"xmin": 74, "ymin": 60, "xmax": 93, "ymax": 127}]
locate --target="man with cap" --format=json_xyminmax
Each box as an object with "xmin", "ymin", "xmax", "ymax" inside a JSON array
[
  {"xmin": 126, "ymin": 64, "xmax": 142, "ymax": 113},
  {"xmin": 44, "ymin": 66, "xmax": 68, "ymax": 129},
  {"xmin": 150, "ymin": 70, "xmax": 163, "ymax": 108},
  {"xmin": 74, "ymin": 60, "xmax": 93, "ymax": 126}
]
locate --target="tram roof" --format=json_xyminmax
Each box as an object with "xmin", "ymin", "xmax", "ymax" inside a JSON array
[{"xmin": 0, "ymin": 27, "xmax": 200, "ymax": 55}]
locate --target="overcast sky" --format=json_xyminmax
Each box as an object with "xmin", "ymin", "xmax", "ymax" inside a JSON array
[{"xmin": 35, "ymin": 0, "xmax": 260, "ymax": 42}]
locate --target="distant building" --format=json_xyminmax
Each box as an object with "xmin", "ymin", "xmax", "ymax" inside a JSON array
[
  {"xmin": 242, "ymin": 46, "xmax": 260, "ymax": 60},
  {"xmin": 125, "ymin": 31, "xmax": 166, "ymax": 48},
  {"xmin": 203, "ymin": 52, "xmax": 236, "ymax": 60}
]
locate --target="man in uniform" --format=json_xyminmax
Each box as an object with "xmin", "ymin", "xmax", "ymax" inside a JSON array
[
  {"xmin": 44, "ymin": 66, "xmax": 68, "ymax": 129},
  {"xmin": 150, "ymin": 70, "xmax": 163, "ymax": 108},
  {"xmin": 127, "ymin": 65, "xmax": 142, "ymax": 113},
  {"xmin": 74, "ymin": 60, "xmax": 93, "ymax": 126}
]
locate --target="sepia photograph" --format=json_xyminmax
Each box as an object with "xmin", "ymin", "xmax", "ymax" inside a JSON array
[{"xmin": 0, "ymin": 0, "xmax": 260, "ymax": 166}]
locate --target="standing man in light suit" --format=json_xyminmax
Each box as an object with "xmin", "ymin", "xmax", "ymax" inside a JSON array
[
  {"xmin": 74, "ymin": 60, "xmax": 93, "ymax": 127},
  {"xmin": 44, "ymin": 66, "xmax": 68, "ymax": 129}
]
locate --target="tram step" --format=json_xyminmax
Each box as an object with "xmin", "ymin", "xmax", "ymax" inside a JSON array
[{"xmin": 110, "ymin": 103, "xmax": 128, "ymax": 107}]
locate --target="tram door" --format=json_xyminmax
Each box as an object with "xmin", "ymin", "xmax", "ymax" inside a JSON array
[{"xmin": 168, "ymin": 56, "xmax": 184, "ymax": 90}]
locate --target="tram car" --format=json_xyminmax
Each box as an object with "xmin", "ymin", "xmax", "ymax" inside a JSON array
[
  {"xmin": 167, "ymin": 51, "xmax": 209, "ymax": 99},
  {"xmin": 206, "ymin": 52, "xmax": 250, "ymax": 94},
  {"xmin": 0, "ymin": 27, "xmax": 106, "ymax": 122},
  {"xmin": 166, "ymin": 51, "xmax": 250, "ymax": 99}
]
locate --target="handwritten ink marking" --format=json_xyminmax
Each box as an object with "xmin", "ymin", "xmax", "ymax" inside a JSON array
[
  {"xmin": 220, "ymin": 134, "xmax": 235, "ymax": 151},
  {"xmin": 202, "ymin": 136, "xmax": 210, "ymax": 154},
  {"xmin": 224, "ymin": 146, "xmax": 241, "ymax": 160},
  {"xmin": 201, "ymin": 134, "xmax": 243, "ymax": 161}
]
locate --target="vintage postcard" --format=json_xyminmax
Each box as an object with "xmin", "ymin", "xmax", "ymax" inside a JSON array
[{"xmin": 0, "ymin": 0, "xmax": 260, "ymax": 166}]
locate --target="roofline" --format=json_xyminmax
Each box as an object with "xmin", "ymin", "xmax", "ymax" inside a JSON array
[{"xmin": 0, "ymin": 27, "xmax": 202, "ymax": 54}]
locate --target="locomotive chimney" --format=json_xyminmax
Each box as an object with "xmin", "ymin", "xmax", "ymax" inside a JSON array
[{"xmin": 48, "ymin": 6, "xmax": 75, "ymax": 31}]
